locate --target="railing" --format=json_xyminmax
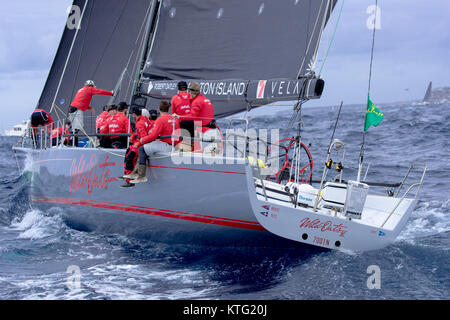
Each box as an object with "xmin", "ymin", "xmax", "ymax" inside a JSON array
[
  {"xmin": 380, "ymin": 163, "xmax": 427, "ymax": 228},
  {"xmin": 19, "ymin": 114, "xmax": 229, "ymax": 152}
]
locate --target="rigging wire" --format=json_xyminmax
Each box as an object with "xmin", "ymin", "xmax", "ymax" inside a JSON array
[
  {"xmin": 357, "ymin": 0, "xmax": 378, "ymax": 182},
  {"xmin": 68, "ymin": 1, "xmax": 94, "ymax": 107},
  {"xmin": 318, "ymin": 0, "xmax": 345, "ymax": 76},
  {"xmin": 298, "ymin": 0, "xmax": 326, "ymax": 78},
  {"xmin": 50, "ymin": 0, "xmax": 90, "ymax": 115}
]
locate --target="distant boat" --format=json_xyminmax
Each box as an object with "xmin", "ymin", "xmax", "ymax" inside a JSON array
[
  {"xmin": 4, "ymin": 120, "xmax": 29, "ymax": 137},
  {"xmin": 423, "ymin": 81, "xmax": 432, "ymax": 102},
  {"xmin": 416, "ymin": 81, "xmax": 450, "ymax": 105}
]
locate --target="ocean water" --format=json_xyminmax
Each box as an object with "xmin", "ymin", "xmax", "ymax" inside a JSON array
[{"xmin": 0, "ymin": 102, "xmax": 448, "ymax": 300}]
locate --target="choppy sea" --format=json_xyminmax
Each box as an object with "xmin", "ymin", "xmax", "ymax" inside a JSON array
[{"xmin": 0, "ymin": 101, "xmax": 448, "ymax": 300}]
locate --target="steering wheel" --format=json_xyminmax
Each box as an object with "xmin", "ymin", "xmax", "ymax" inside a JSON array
[{"xmin": 268, "ymin": 138, "xmax": 313, "ymax": 184}]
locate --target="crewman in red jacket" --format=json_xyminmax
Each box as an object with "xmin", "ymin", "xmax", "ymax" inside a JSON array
[
  {"xmin": 131, "ymin": 101, "xmax": 180, "ymax": 184},
  {"xmin": 120, "ymin": 107, "xmax": 154, "ymax": 188},
  {"xmin": 107, "ymin": 104, "xmax": 130, "ymax": 149},
  {"xmin": 177, "ymin": 82, "xmax": 221, "ymax": 154},
  {"xmin": 51, "ymin": 121, "xmax": 71, "ymax": 146},
  {"xmin": 30, "ymin": 108, "xmax": 54, "ymax": 147},
  {"xmin": 68, "ymin": 80, "xmax": 113, "ymax": 138},
  {"xmin": 96, "ymin": 105, "xmax": 110, "ymax": 148},
  {"xmin": 95, "ymin": 105, "xmax": 108, "ymax": 132},
  {"xmin": 171, "ymin": 81, "xmax": 194, "ymax": 140}
]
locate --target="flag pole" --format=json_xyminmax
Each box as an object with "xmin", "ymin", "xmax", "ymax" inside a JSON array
[{"xmin": 358, "ymin": 0, "xmax": 378, "ymax": 182}]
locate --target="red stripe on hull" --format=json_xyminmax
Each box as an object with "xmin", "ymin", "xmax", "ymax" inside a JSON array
[
  {"xmin": 32, "ymin": 197, "xmax": 265, "ymax": 231},
  {"xmin": 148, "ymin": 165, "xmax": 246, "ymax": 175}
]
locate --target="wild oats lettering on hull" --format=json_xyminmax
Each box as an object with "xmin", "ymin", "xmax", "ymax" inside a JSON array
[{"xmin": 69, "ymin": 154, "xmax": 116, "ymax": 195}]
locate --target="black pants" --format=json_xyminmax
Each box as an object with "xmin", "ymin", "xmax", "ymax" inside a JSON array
[
  {"xmin": 99, "ymin": 137, "xmax": 111, "ymax": 148},
  {"xmin": 124, "ymin": 147, "xmax": 137, "ymax": 172},
  {"xmin": 110, "ymin": 137, "xmax": 127, "ymax": 149},
  {"xmin": 180, "ymin": 120, "xmax": 195, "ymax": 140}
]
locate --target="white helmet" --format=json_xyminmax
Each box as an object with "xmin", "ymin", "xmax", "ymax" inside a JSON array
[
  {"xmin": 84, "ymin": 80, "xmax": 95, "ymax": 87},
  {"xmin": 141, "ymin": 108, "xmax": 150, "ymax": 118}
]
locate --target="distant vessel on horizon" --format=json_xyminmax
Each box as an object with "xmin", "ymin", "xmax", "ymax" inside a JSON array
[
  {"xmin": 3, "ymin": 120, "xmax": 29, "ymax": 137},
  {"xmin": 418, "ymin": 81, "xmax": 450, "ymax": 105}
]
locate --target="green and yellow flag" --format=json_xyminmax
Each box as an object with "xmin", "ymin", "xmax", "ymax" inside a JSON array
[{"xmin": 364, "ymin": 94, "xmax": 384, "ymax": 131}]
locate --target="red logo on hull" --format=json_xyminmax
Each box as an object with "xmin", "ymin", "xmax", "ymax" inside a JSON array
[
  {"xmin": 299, "ymin": 217, "xmax": 348, "ymax": 237},
  {"xmin": 69, "ymin": 154, "xmax": 116, "ymax": 195}
]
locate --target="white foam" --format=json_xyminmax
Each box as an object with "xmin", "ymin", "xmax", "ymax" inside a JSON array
[
  {"xmin": 397, "ymin": 199, "xmax": 450, "ymax": 241},
  {"xmin": 21, "ymin": 151, "xmax": 34, "ymax": 175},
  {"xmin": 10, "ymin": 209, "xmax": 62, "ymax": 240}
]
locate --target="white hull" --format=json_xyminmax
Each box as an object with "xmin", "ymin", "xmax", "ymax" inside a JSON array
[
  {"xmin": 246, "ymin": 167, "xmax": 420, "ymax": 252},
  {"xmin": 4, "ymin": 121, "xmax": 29, "ymax": 137}
]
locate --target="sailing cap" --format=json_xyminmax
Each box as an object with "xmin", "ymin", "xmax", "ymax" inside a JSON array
[
  {"xmin": 188, "ymin": 82, "xmax": 200, "ymax": 92},
  {"xmin": 141, "ymin": 108, "xmax": 150, "ymax": 118},
  {"xmin": 118, "ymin": 102, "xmax": 129, "ymax": 111},
  {"xmin": 84, "ymin": 80, "xmax": 95, "ymax": 87},
  {"xmin": 177, "ymin": 81, "xmax": 188, "ymax": 90},
  {"xmin": 107, "ymin": 104, "xmax": 118, "ymax": 111}
]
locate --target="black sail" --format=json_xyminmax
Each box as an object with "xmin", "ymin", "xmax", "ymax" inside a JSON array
[
  {"xmin": 37, "ymin": 0, "xmax": 337, "ymax": 128},
  {"xmin": 37, "ymin": 0, "xmax": 154, "ymax": 133},
  {"xmin": 140, "ymin": 0, "xmax": 337, "ymax": 117}
]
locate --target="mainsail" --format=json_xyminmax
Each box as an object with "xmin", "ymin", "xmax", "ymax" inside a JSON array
[
  {"xmin": 140, "ymin": 0, "xmax": 337, "ymax": 117},
  {"xmin": 37, "ymin": 0, "xmax": 337, "ymax": 131},
  {"xmin": 37, "ymin": 0, "xmax": 154, "ymax": 134}
]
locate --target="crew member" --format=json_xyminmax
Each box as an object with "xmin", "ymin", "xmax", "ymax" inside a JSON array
[
  {"xmin": 96, "ymin": 105, "xmax": 108, "ymax": 132},
  {"xmin": 121, "ymin": 107, "xmax": 153, "ymax": 188},
  {"xmin": 30, "ymin": 108, "xmax": 54, "ymax": 146},
  {"xmin": 107, "ymin": 104, "xmax": 129, "ymax": 149},
  {"xmin": 171, "ymin": 81, "xmax": 194, "ymax": 140},
  {"xmin": 131, "ymin": 101, "xmax": 180, "ymax": 184},
  {"xmin": 51, "ymin": 121, "xmax": 71, "ymax": 146},
  {"xmin": 96, "ymin": 105, "xmax": 109, "ymax": 147},
  {"xmin": 177, "ymin": 82, "xmax": 221, "ymax": 154},
  {"xmin": 148, "ymin": 109, "xmax": 158, "ymax": 123},
  {"xmin": 69, "ymin": 80, "xmax": 113, "ymax": 145}
]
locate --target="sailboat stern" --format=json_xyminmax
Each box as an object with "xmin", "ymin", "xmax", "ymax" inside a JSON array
[{"xmin": 245, "ymin": 166, "xmax": 419, "ymax": 252}]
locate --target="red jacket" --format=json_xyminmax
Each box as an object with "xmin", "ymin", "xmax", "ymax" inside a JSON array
[
  {"xmin": 107, "ymin": 113, "xmax": 130, "ymax": 138},
  {"xmin": 140, "ymin": 114, "xmax": 180, "ymax": 146},
  {"xmin": 131, "ymin": 116, "xmax": 153, "ymax": 142},
  {"xmin": 51, "ymin": 126, "xmax": 70, "ymax": 144},
  {"xmin": 96, "ymin": 111, "xmax": 109, "ymax": 132},
  {"xmin": 171, "ymin": 92, "xmax": 191, "ymax": 116},
  {"xmin": 71, "ymin": 86, "xmax": 113, "ymax": 111},
  {"xmin": 180, "ymin": 94, "xmax": 214, "ymax": 133}
]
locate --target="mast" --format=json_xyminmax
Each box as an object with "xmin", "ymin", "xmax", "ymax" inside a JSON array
[{"xmin": 132, "ymin": 0, "xmax": 160, "ymax": 98}]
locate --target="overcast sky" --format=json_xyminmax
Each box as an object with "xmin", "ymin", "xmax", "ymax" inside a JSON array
[{"xmin": 1, "ymin": 0, "xmax": 449, "ymax": 131}]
